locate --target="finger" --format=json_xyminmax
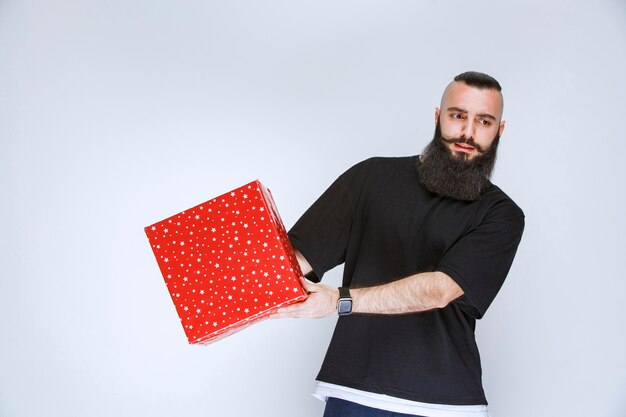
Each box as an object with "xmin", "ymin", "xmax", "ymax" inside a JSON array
[
  {"xmin": 299, "ymin": 276, "xmax": 318, "ymax": 292},
  {"xmin": 271, "ymin": 300, "xmax": 319, "ymax": 318},
  {"xmin": 272, "ymin": 304, "xmax": 307, "ymax": 317},
  {"xmin": 271, "ymin": 311, "xmax": 305, "ymax": 319},
  {"xmin": 270, "ymin": 308, "xmax": 311, "ymax": 319}
]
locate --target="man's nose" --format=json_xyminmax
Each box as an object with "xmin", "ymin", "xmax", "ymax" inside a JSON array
[{"xmin": 460, "ymin": 121, "xmax": 475, "ymax": 140}]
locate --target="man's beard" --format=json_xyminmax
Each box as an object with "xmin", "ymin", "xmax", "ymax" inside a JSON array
[{"xmin": 416, "ymin": 122, "xmax": 499, "ymax": 201}]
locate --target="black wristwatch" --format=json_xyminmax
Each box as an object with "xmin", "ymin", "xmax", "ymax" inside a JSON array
[{"xmin": 337, "ymin": 287, "xmax": 353, "ymax": 316}]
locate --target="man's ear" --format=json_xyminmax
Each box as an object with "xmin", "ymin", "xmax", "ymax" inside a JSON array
[
  {"xmin": 434, "ymin": 107, "xmax": 440, "ymax": 125},
  {"xmin": 498, "ymin": 120, "xmax": 506, "ymax": 137}
]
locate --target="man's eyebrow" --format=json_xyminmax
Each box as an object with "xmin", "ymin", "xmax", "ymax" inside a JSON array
[
  {"xmin": 477, "ymin": 112, "xmax": 497, "ymax": 121},
  {"xmin": 446, "ymin": 106, "xmax": 467, "ymax": 113}
]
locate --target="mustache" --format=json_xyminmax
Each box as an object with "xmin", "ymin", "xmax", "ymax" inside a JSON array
[{"xmin": 440, "ymin": 136, "xmax": 486, "ymax": 154}]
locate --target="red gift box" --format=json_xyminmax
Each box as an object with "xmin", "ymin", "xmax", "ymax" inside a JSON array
[{"xmin": 145, "ymin": 180, "xmax": 307, "ymax": 344}]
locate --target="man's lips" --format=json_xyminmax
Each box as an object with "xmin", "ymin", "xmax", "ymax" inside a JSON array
[{"xmin": 453, "ymin": 143, "xmax": 475, "ymax": 153}]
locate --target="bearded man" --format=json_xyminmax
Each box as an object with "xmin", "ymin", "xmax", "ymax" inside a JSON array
[{"xmin": 273, "ymin": 71, "xmax": 525, "ymax": 417}]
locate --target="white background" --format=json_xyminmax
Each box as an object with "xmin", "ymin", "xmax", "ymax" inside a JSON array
[{"xmin": 1, "ymin": 1, "xmax": 625, "ymax": 416}]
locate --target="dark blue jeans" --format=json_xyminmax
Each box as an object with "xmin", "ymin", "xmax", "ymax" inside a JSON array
[{"xmin": 323, "ymin": 398, "xmax": 426, "ymax": 417}]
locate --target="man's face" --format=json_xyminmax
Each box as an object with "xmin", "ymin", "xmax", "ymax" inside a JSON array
[{"xmin": 435, "ymin": 81, "xmax": 505, "ymax": 161}]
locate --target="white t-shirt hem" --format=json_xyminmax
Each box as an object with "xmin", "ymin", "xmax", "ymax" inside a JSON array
[{"xmin": 312, "ymin": 381, "xmax": 490, "ymax": 417}]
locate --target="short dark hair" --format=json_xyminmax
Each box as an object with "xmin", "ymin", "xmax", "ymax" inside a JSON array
[{"xmin": 454, "ymin": 71, "xmax": 501, "ymax": 92}]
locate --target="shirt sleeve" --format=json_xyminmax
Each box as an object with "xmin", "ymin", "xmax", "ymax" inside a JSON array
[
  {"xmin": 437, "ymin": 199, "xmax": 525, "ymax": 319},
  {"xmin": 288, "ymin": 160, "xmax": 370, "ymax": 282}
]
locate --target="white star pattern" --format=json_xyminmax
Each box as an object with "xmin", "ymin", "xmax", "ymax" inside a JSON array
[{"xmin": 144, "ymin": 180, "xmax": 306, "ymax": 344}]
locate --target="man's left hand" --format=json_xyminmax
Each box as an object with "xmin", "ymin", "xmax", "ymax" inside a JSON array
[{"xmin": 271, "ymin": 277, "xmax": 338, "ymax": 319}]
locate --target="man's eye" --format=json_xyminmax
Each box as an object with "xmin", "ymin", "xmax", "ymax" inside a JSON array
[
  {"xmin": 479, "ymin": 119, "xmax": 491, "ymax": 126},
  {"xmin": 451, "ymin": 114, "xmax": 462, "ymax": 119}
]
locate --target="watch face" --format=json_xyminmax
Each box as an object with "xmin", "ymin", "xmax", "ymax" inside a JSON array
[{"xmin": 338, "ymin": 299, "xmax": 352, "ymax": 316}]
